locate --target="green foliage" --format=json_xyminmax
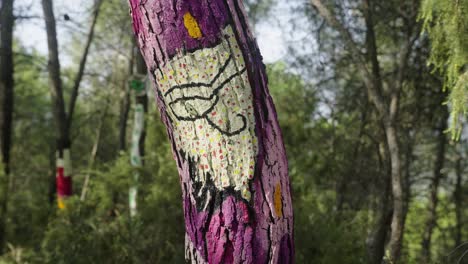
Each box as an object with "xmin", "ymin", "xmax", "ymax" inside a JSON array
[
  {"xmin": 420, "ymin": 0, "xmax": 468, "ymax": 138},
  {"xmin": 38, "ymin": 110, "xmax": 184, "ymax": 264},
  {"xmin": 268, "ymin": 63, "xmax": 369, "ymax": 263}
]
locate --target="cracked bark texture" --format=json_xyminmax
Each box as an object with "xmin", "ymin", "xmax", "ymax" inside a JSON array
[{"xmin": 128, "ymin": 0, "xmax": 294, "ymax": 263}]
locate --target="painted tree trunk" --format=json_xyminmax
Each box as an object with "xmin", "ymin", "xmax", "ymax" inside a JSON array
[
  {"xmin": 0, "ymin": 0, "xmax": 14, "ymax": 253},
  {"xmin": 128, "ymin": 0, "xmax": 294, "ymax": 262},
  {"xmin": 42, "ymin": 0, "xmax": 73, "ymax": 209},
  {"xmin": 129, "ymin": 54, "xmax": 148, "ymax": 216},
  {"xmin": 42, "ymin": 0, "xmax": 101, "ymax": 208}
]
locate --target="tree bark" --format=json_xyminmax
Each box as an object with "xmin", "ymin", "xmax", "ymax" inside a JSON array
[
  {"xmin": 420, "ymin": 104, "xmax": 449, "ymax": 262},
  {"xmin": 0, "ymin": 0, "xmax": 15, "ymax": 254},
  {"xmin": 128, "ymin": 0, "xmax": 294, "ymax": 262},
  {"xmin": 42, "ymin": 0, "xmax": 102, "ymax": 208}
]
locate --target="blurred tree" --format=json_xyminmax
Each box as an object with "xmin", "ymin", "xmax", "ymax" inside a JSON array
[
  {"xmin": 420, "ymin": 97, "xmax": 449, "ymax": 263},
  {"xmin": 0, "ymin": 0, "xmax": 15, "ymax": 254},
  {"xmin": 118, "ymin": 45, "xmax": 133, "ymax": 152},
  {"xmin": 309, "ymin": 0, "xmax": 421, "ymax": 262},
  {"xmin": 128, "ymin": 50, "xmax": 148, "ymax": 217},
  {"xmin": 41, "ymin": 0, "xmax": 103, "ymax": 208}
]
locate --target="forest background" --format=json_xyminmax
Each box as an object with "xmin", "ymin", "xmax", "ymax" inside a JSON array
[{"xmin": 0, "ymin": 0, "xmax": 467, "ymax": 263}]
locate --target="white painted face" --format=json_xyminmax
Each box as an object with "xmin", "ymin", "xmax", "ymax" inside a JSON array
[{"xmin": 154, "ymin": 25, "xmax": 258, "ymax": 200}]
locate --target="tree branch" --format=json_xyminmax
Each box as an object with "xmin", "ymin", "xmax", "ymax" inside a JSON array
[
  {"xmin": 67, "ymin": 0, "xmax": 103, "ymax": 131},
  {"xmin": 389, "ymin": 28, "xmax": 420, "ymax": 122},
  {"xmin": 310, "ymin": 0, "xmax": 388, "ymax": 118}
]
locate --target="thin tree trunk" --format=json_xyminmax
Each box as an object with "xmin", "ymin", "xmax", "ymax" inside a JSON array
[
  {"xmin": 67, "ymin": 0, "xmax": 103, "ymax": 132},
  {"xmin": 367, "ymin": 182, "xmax": 392, "ymax": 264},
  {"xmin": 42, "ymin": 0, "xmax": 102, "ymax": 208},
  {"xmin": 336, "ymin": 102, "xmax": 368, "ymax": 212},
  {"xmin": 366, "ymin": 140, "xmax": 392, "ymax": 264},
  {"xmin": 80, "ymin": 103, "xmax": 108, "ymax": 201},
  {"xmin": 114, "ymin": 44, "xmax": 135, "ymax": 218},
  {"xmin": 454, "ymin": 151, "xmax": 463, "ymax": 247},
  {"xmin": 129, "ymin": 0, "xmax": 294, "ymax": 262},
  {"xmin": 0, "ymin": 0, "xmax": 15, "ymax": 254},
  {"xmin": 384, "ymin": 123, "xmax": 404, "ymax": 261},
  {"xmin": 118, "ymin": 46, "xmax": 134, "ymax": 152},
  {"xmin": 118, "ymin": 84, "xmax": 131, "ymax": 152},
  {"xmin": 129, "ymin": 50, "xmax": 148, "ymax": 217},
  {"xmin": 402, "ymin": 133, "xmax": 414, "ymax": 236},
  {"xmin": 42, "ymin": 0, "xmax": 72, "ymax": 208},
  {"xmin": 420, "ymin": 105, "xmax": 449, "ymax": 262}
]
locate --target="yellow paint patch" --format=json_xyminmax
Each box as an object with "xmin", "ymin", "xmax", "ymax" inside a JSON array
[
  {"xmin": 183, "ymin": 12, "xmax": 202, "ymax": 39},
  {"xmin": 274, "ymin": 183, "xmax": 283, "ymax": 218},
  {"xmin": 57, "ymin": 197, "xmax": 66, "ymax": 210}
]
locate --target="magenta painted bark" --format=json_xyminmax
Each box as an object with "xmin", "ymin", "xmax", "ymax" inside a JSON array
[{"xmin": 128, "ymin": 0, "xmax": 294, "ymax": 262}]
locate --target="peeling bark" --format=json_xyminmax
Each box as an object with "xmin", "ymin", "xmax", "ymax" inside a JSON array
[{"xmin": 128, "ymin": 0, "xmax": 294, "ymax": 262}]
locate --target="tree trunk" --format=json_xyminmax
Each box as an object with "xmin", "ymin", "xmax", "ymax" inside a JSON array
[
  {"xmin": 0, "ymin": 0, "xmax": 15, "ymax": 254},
  {"xmin": 129, "ymin": 50, "xmax": 148, "ymax": 217},
  {"xmin": 128, "ymin": 0, "xmax": 294, "ymax": 262},
  {"xmin": 67, "ymin": 0, "xmax": 103, "ymax": 132},
  {"xmin": 366, "ymin": 140, "xmax": 392, "ymax": 264},
  {"xmin": 454, "ymin": 151, "xmax": 463, "ymax": 247},
  {"xmin": 42, "ymin": 0, "xmax": 102, "ymax": 208},
  {"xmin": 118, "ymin": 46, "xmax": 134, "ymax": 152},
  {"xmin": 420, "ymin": 105, "xmax": 449, "ymax": 262},
  {"xmin": 384, "ymin": 122, "xmax": 404, "ymax": 261},
  {"xmin": 367, "ymin": 181, "xmax": 392, "ymax": 264},
  {"xmin": 336, "ymin": 102, "xmax": 368, "ymax": 213},
  {"xmin": 309, "ymin": 1, "xmax": 418, "ymax": 261},
  {"xmin": 80, "ymin": 103, "xmax": 108, "ymax": 201},
  {"xmin": 42, "ymin": 0, "xmax": 72, "ymax": 209}
]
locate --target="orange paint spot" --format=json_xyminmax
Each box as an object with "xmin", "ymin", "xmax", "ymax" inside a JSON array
[
  {"xmin": 183, "ymin": 12, "xmax": 202, "ymax": 39},
  {"xmin": 274, "ymin": 183, "xmax": 283, "ymax": 218}
]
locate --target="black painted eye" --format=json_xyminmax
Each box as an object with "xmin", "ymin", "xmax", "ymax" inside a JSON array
[{"xmin": 163, "ymin": 51, "xmax": 248, "ymax": 136}]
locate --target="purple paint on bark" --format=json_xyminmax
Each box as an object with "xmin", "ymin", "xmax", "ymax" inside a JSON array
[
  {"xmin": 129, "ymin": 0, "xmax": 294, "ymax": 263},
  {"xmin": 130, "ymin": 0, "xmax": 229, "ymax": 59}
]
